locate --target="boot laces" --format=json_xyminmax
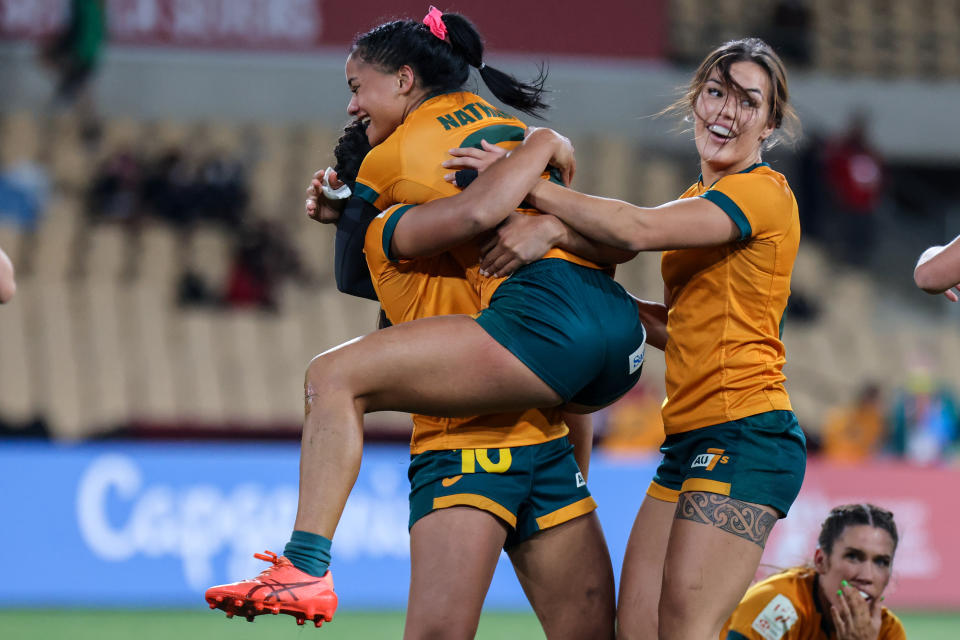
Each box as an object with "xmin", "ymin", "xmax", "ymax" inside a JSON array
[{"xmin": 252, "ymin": 550, "xmax": 285, "ymax": 577}]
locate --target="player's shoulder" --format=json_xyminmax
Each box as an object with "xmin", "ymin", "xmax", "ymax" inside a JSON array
[
  {"xmin": 360, "ymin": 132, "xmax": 404, "ymax": 171},
  {"xmin": 879, "ymin": 607, "xmax": 908, "ymax": 639},
  {"xmin": 727, "ymin": 569, "xmax": 812, "ymax": 640},
  {"xmin": 714, "ymin": 164, "xmax": 792, "ymax": 200},
  {"xmin": 747, "ymin": 567, "xmax": 812, "ymax": 596}
]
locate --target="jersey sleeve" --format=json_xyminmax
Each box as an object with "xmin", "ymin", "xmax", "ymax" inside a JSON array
[
  {"xmin": 701, "ymin": 172, "xmax": 794, "ymax": 242},
  {"xmin": 364, "ymin": 203, "xmax": 419, "ymax": 274},
  {"xmin": 723, "ymin": 586, "xmax": 801, "ymax": 640},
  {"xmin": 333, "ymin": 196, "xmax": 380, "ymax": 301},
  {"xmin": 354, "ymin": 135, "xmax": 403, "ymax": 210}
]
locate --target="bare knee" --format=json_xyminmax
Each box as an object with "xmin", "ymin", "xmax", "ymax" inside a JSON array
[
  {"xmin": 305, "ymin": 352, "xmax": 335, "ymax": 388},
  {"xmin": 535, "ymin": 581, "xmax": 614, "ymax": 640},
  {"xmin": 304, "ymin": 353, "xmax": 367, "ymax": 415}
]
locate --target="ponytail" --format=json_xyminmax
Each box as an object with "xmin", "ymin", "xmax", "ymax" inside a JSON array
[
  {"xmin": 441, "ymin": 13, "xmax": 549, "ymax": 118},
  {"xmin": 351, "ymin": 9, "xmax": 549, "ymax": 119}
]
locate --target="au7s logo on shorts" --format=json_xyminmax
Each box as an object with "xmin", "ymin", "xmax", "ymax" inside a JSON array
[{"xmin": 690, "ymin": 447, "xmax": 729, "ymax": 471}]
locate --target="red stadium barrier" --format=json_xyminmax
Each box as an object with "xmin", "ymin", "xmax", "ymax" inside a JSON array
[
  {"xmin": 762, "ymin": 458, "xmax": 960, "ymax": 609},
  {"xmin": 0, "ymin": 0, "xmax": 666, "ymax": 58}
]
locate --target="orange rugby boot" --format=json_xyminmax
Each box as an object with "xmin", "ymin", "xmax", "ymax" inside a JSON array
[{"xmin": 205, "ymin": 550, "xmax": 337, "ymax": 628}]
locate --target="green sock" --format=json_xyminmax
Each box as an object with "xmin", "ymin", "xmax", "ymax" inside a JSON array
[{"xmin": 283, "ymin": 530, "xmax": 332, "ymax": 577}]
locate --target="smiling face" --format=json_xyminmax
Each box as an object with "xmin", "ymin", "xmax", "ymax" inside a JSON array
[
  {"xmin": 693, "ymin": 60, "xmax": 776, "ymax": 184},
  {"xmin": 815, "ymin": 524, "xmax": 896, "ymax": 611},
  {"xmin": 345, "ymin": 54, "xmax": 418, "ymax": 146}
]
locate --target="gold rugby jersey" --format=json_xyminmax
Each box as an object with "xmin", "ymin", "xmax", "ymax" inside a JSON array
[
  {"xmin": 354, "ymin": 91, "xmax": 602, "ymax": 307},
  {"xmin": 661, "ymin": 163, "xmax": 799, "ymax": 435},
  {"xmin": 721, "ymin": 567, "xmax": 906, "ymax": 640}
]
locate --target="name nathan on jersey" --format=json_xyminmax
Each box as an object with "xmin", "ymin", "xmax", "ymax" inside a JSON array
[{"xmin": 436, "ymin": 102, "xmax": 511, "ymax": 130}]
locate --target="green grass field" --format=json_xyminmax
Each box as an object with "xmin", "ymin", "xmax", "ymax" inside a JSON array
[{"xmin": 1, "ymin": 609, "xmax": 958, "ymax": 639}]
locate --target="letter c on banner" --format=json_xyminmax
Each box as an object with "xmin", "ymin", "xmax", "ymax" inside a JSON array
[{"xmin": 76, "ymin": 454, "xmax": 141, "ymax": 561}]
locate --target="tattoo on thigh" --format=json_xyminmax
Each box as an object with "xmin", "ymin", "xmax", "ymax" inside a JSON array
[{"xmin": 675, "ymin": 492, "xmax": 777, "ymax": 548}]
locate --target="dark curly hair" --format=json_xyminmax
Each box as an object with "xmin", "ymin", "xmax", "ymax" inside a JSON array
[{"xmin": 333, "ymin": 119, "xmax": 373, "ymax": 189}]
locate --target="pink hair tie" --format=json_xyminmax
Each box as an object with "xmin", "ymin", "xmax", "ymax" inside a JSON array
[{"xmin": 423, "ymin": 5, "xmax": 447, "ymax": 41}]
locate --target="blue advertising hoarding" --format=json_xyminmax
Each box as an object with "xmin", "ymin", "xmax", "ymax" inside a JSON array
[{"xmin": 0, "ymin": 441, "xmax": 658, "ymax": 609}]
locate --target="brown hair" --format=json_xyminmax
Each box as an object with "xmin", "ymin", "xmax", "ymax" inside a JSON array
[
  {"xmin": 818, "ymin": 503, "xmax": 899, "ymax": 555},
  {"xmin": 666, "ymin": 37, "xmax": 800, "ymax": 149}
]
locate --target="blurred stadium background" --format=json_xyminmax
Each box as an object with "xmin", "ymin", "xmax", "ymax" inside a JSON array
[{"xmin": 1, "ymin": 0, "xmax": 959, "ymax": 638}]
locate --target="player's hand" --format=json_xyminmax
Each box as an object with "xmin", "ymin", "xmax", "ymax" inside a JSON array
[
  {"xmin": 943, "ymin": 286, "xmax": 959, "ymax": 302},
  {"xmin": 442, "ymin": 139, "xmax": 506, "ymax": 183},
  {"xmin": 479, "ymin": 213, "xmax": 562, "ymax": 277},
  {"xmin": 306, "ymin": 169, "xmax": 343, "ymax": 224},
  {"xmin": 832, "ymin": 581, "xmax": 882, "ymax": 640},
  {"xmin": 526, "ymin": 127, "xmax": 576, "ymax": 186}
]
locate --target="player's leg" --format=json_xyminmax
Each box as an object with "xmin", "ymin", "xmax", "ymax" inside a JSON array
[
  {"xmin": 507, "ymin": 513, "xmax": 615, "ymax": 640},
  {"xmin": 657, "ymin": 492, "xmax": 777, "ymax": 640},
  {"xmin": 615, "ymin": 495, "xmax": 676, "ymax": 640},
  {"xmin": 205, "ymin": 315, "xmax": 562, "ymax": 624},
  {"xmin": 657, "ymin": 412, "xmax": 806, "ymax": 639},
  {"xmin": 295, "ymin": 314, "xmax": 563, "ymax": 539},
  {"xmin": 404, "ymin": 507, "xmax": 508, "ymax": 640}
]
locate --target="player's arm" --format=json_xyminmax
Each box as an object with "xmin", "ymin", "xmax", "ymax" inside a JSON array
[
  {"xmin": 333, "ymin": 196, "xmax": 379, "ymax": 301},
  {"xmin": 389, "ymin": 128, "xmax": 572, "ymax": 260},
  {"xmin": 303, "ymin": 166, "xmax": 380, "ymax": 301},
  {"xmin": 447, "ymin": 142, "xmax": 636, "ymax": 276},
  {"xmin": 0, "ymin": 245, "xmax": 15, "ymax": 303},
  {"xmin": 562, "ymin": 412, "xmax": 593, "ymax": 480},
  {"xmin": 552, "ymin": 218, "xmax": 639, "ymax": 265},
  {"xmin": 476, "ymin": 213, "xmax": 638, "ymax": 277},
  {"xmin": 914, "ymin": 234, "xmax": 960, "ymax": 301},
  {"xmin": 526, "ymin": 180, "xmax": 739, "ymax": 252}
]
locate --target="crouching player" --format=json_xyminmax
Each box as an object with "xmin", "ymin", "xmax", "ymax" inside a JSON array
[{"xmin": 721, "ymin": 503, "xmax": 906, "ymax": 639}]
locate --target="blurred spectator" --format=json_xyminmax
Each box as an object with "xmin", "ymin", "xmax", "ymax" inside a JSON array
[
  {"xmin": 914, "ymin": 234, "xmax": 960, "ymax": 302},
  {"xmin": 598, "ymin": 382, "xmax": 665, "ymax": 452},
  {"xmin": 784, "ymin": 287, "xmax": 820, "ymax": 323},
  {"xmin": 0, "ymin": 162, "xmax": 50, "ymax": 232},
  {"xmin": 176, "ymin": 268, "xmax": 219, "ymax": 307},
  {"xmin": 194, "ymin": 154, "xmax": 249, "ymax": 226},
  {"xmin": 889, "ymin": 366, "xmax": 959, "ymax": 464},
  {"xmin": 222, "ymin": 219, "xmax": 313, "ymax": 311},
  {"xmin": 141, "ymin": 149, "xmax": 250, "ymax": 229},
  {"xmin": 86, "ymin": 149, "xmax": 143, "ymax": 222},
  {"xmin": 795, "ymin": 130, "xmax": 826, "ymax": 241},
  {"xmin": 71, "ymin": 148, "xmax": 144, "ymax": 278},
  {"xmin": 763, "ymin": 0, "xmax": 812, "ymax": 66},
  {"xmin": 38, "ymin": 0, "xmax": 106, "ymax": 142},
  {"xmin": 141, "ymin": 149, "xmax": 198, "ymax": 228},
  {"xmin": 821, "ymin": 382, "xmax": 887, "ymax": 463},
  {"xmin": 823, "ymin": 112, "xmax": 884, "ymax": 266}
]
